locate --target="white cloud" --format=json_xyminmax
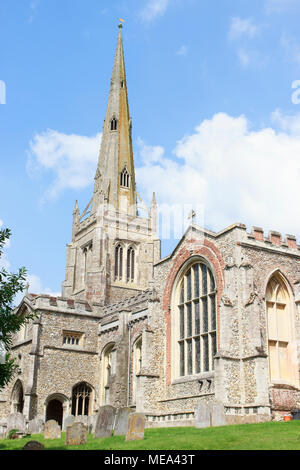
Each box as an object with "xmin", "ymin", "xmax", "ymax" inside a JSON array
[
  {"xmin": 265, "ymin": 0, "xmax": 300, "ymax": 13},
  {"xmin": 280, "ymin": 33, "xmax": 300, "ymax": 66},
  {"xmin": 137, "ymin": 137, "xmax": 165, "ymax": 164},
  {"xmin": 140, "ymin": 0, "xmax": 170, "ymax": 22},
  {"xmin": 229, "ymin": 17, "xmax": 258, "ymax": 40},
  {"xmin": 13, "ymin": 273, "xmax": 61, "ymax": 307},
  {"xmin": 27, "ymin": 129, "xmax": 101, "ymax": 201},
  {"xmin": 27, "ymin": 112, "xmax": 300, "ymax": 243},
  {"xmin": 136, "ymin": 112, "xmax": 300, "ymax": 239},
  {"xmin": 176, "ymin": 45, "xmax": 188, "ymax": 56}
]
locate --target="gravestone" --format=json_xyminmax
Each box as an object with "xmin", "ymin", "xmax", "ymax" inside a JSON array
[
  {"xmin": 114, "ymin": 407, "xmax": 133, "ymax": 436},
  {"xmin": 66, "ymin": 422, "xmax": 88, "ymax": 446},
  {"xmin": 44, "ymin": 420, "xmax": 61, "ymax": 439},
  {"xmin": 28, "ymin": 418, "xmax": 44, "ymax": 435},
  {"xmin": 125, "ymin": 413, "xmax": 145, "ymax": 441},
  {"xmin": 63, "ymin": 415, "xmax": 75, "ymax": 431},
  {"xmin": 6, "ymin": 412, "xmax": 27, "ymax": 433},
  {"xmin": 0, "ymin": 418, "xmax": 7, "ymax": 438},
  {"xmin": 88, "ymin": 414, "xmax": 97, "ymax": 434},
  {"xmin": 94, "ymin": 405, "xmax": 116, "ymax": 438},
  {"xmin": 23, "ymin": 440, "xmax": 45, "ymax": 450},
  {"xmin": 195, "ymin": 402, "xmax": 211, "ymax": 428},
  {"xmin": 210, "ymin": 400, "xmax": 226, "ymax": 427},
  {"xmin": 74, "ymin": 415, "xmax": 88, "ymax": 426}
]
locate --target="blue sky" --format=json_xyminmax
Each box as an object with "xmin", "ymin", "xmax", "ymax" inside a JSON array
[{"xmin": 1, "ymin": 0, "xmax": 300, "ymax": 297}]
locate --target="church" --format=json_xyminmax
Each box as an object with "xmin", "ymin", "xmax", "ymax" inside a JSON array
[{"xmin": 1, "ymin": 24, "xmax": 300, "ymax": 429}]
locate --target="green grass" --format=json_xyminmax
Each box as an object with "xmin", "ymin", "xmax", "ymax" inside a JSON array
[{"xmin": 1, "ymin": 421, "xmax": 300, "ymax": 450}]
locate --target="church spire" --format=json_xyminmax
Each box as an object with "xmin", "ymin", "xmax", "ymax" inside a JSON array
[{"xmin": 93, "ymin": 24, "xmax": 137, "ymax": 217}]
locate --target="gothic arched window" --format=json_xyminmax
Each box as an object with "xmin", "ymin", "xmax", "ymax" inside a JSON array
[
  {"xmin": 172, "ymin": 261, "xmax": 217, "ymax": 379},
  {"xmin": 114, "ymin": 244, "xmax": 123, "ymax": 281},
  {"xmin": 71, "ymin": 382, "xmax": 92, "ymax": 416},
  {"xmin": 110, "ymin": 117, "xmax": 118, "ymax": 131},
  {"xmin": 266, "ymin": 273, "xmax": 297, "ymax": 385},
  {"xmin": 120, "ymin": 167, "xmax": 130, "ymax": 188},
  {"xmin": 132, "ymin": 336, "xmax": 142, "ymax": 404},
  {"xmin": 127, "ymin": 246, "xmax": 135, "ymax": 282},
  {"xmin": 100, "ymin": 344, "xmax": 116, "ymax": 405}
]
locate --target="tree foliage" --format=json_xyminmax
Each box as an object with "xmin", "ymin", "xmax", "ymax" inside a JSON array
[{"xmin": 0, "ymin": 228, "xmax": 34, "ymax": 388}]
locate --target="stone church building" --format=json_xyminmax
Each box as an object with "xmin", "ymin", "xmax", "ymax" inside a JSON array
[{"xmin": 1, "ymin": 25, "xmax": 300, "ymax": 429}]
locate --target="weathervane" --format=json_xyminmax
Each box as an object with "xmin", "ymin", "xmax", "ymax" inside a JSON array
[{"xmin": 119, "ymin": 18, "xmax": 125, "ymax": 27}]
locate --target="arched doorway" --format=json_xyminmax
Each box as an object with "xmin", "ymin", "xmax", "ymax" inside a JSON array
[
  {"xmin": 46, "ymin": 399, "xmax": 63, "ymax": 427},
  {"xmin": 11, "ymin": 380, "xmax": 24, "ymax": 413}
]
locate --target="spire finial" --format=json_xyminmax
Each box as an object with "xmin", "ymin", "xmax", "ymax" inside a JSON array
[{"xmin": 119, "ymin": 18, "xmax": 125, "ymax": 28}]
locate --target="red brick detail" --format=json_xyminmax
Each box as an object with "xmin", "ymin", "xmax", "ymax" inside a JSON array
[
  {"xmin": 270, "ymin": 232, "xmax": 281, "ymax": 246},
  {"xmin": 253, "ymin": 227, "xmax": 264, "ymax": 241},
  {"xmin": 163, "ymin": 239, "xmax": 225, "ymax": 386},
  {"xmin": 49, "ymin": 297, "xmax": 57, "ymax": 306},
  {"xmin": 67, "ymin": 299, "xmax": 75, "ymax": 309},
  {"xmin": 85, "ymin": 302, "xmax": 92, "ymax": 312},
  {"xmin": 286, "ymin": 235, "xmax": 297, "ymax": 249}
]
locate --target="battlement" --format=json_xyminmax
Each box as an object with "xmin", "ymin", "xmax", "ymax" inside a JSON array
[
  {"xmin": 24, "ymin": 294, "xmax": 102, "ymax": 317},
  {"xmin": 246, "ymin": 226, "xmax": 299, "ymax": 252}
]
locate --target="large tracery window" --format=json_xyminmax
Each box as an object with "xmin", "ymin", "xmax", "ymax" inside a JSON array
[
  {"xmin": 174, "ymin": 261, "xmax": 217, "ymax": 378},
  {"xmin": 71, "ymin": 382, "xmax": 92, "ymax": 416},
  {"xmin": 266, "ymin": 273, "xmax": 297, "ymax": 385}
]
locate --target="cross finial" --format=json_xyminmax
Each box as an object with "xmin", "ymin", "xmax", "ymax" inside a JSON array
[
  {"xmin": 25, "ymin": 282, "xmax": 30, "ymax": 295},
  {"xmin": 188, "ymin": 209, "xmax": 196, "ymax": 224}
]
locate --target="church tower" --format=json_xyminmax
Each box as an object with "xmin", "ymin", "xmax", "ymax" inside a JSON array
[{"xmin": 62, "ymin": 24, "xmax": 161, "ymax": 305}]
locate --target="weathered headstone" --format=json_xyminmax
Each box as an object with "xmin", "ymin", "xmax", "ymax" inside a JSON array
[
  {"xmin": 63, "ymin": 414, "xmax": 75, "ymax": 431},
  {"xmin": 74, "ymin": 415, "xmax": 88, "ymax": 426},
  {"xmin": 195, "ymin": 401, "xmax": 211, "ymax": 428},
  {"xmin": 66, "ymin": 422, "xmax": 88, "ymax": 446},
  {"xmin": 88, "ymin": 414, "xmax": 97, "ymax": 434},
  {"xmin": 0, "ymin": 418, "xmax": 7, "ymax": 438},
  {"xmin": 44, "ymin": 420, "xmax": 61, "ymax": 439},
  {"xmin": 114, "ymin": 407, "xmax": 133, "ymax": 436},
  {"xmin": 210, "ymin": 400, "xmax": 226, "ymax": 427},
  {"xmin": 125, "ymin": 413, "xmax": 145, "ymax": 441},
  {"xmin": 6, "ymin": 412, "xmax": 27, "ymax": 433},
  {"xmin": 94, "ymin": 405, "xmax": 116, "ymax": 438},
  {"xmin": 22, "ymin": 440, "xmax": 45, "ymax": 450},
  {"xmin": 28, "ymin": 418, "xmax": 44, "ymax": 435}
]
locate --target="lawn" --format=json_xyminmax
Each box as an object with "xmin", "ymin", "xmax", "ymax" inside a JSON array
[{"xmin": 1, "ymin": 421, "xmax": 300, "ymax": 450}]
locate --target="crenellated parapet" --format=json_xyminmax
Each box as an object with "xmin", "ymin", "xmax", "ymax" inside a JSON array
[{"xmin": 244, "ymin": 226, "xmax": 300, "ymax": 255}]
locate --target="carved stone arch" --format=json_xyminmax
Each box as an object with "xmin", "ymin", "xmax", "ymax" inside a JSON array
[
  {"xmin": 170, "ymin": 254, "xmax": 217, "ymax": 306},
  {"xmin": 45, "ymin": 393, "xmax": 69, "ymax": 427},
  {"xmin": 11, "ymin": 379, "xmax": 24, "ymax": 414},
  {"xmin": 263, "ymin": 268, "xmax": 295, "ymax": 301}
]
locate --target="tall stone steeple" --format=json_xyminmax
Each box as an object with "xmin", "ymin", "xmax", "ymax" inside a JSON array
[
  {"xmin": 93, "ymin": 24, "xmax": 137, "ymax": 217},
  {"xmin": 62, "ymin": 24, "xmax": 161, "ymax": 305}
]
